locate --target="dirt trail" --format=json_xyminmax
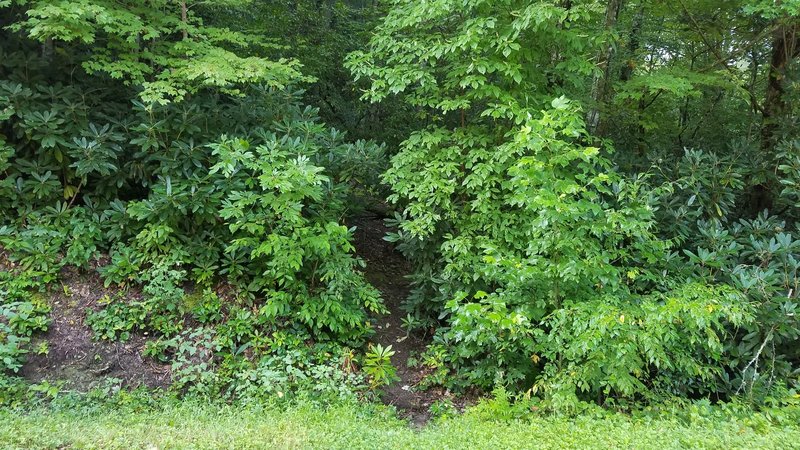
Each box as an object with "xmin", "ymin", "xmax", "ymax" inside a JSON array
[{"xmin": 349, "ymin": 215, "xmax": 435, "ymax": 424}]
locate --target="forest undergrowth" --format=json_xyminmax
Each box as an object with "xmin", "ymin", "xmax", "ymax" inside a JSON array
[{"xmin": 1, "ymin": 2, "xmax": 800, "ymax": 441}]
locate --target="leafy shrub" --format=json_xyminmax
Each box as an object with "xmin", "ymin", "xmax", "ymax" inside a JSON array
[
  {"xmin": 161, "ymin": 328, "xmax": 219, "ymax": 396},
  {"xmin": 654, "ymin": 148, "xmax": 748, "ymax": 242},
  {"xmin": 678, "ymin": 214, "xmax": 800, "ymax": 398},
  {"xmin": 87, "ymin": 263, "xmax": 188, "ymax": 341},
  {"xmin": 638, "ymin": 140, "xmax": 800, "ymax": 399},
  {"xmin": 0, "ymin": 332, "xmax": 28, "ymax": 373},
  {"xmin": 210, "ymin": 136, "xmax": 385, "ymax": 340},
  {"xmin": 0, "ymin": 271, "xmax": 50, "ymax": 373},
  {"xmin": 537, "ymin": 284, "xmax": 752, "ymax": 406},
  {"xmin": 186, "ymin": 289, "xmax": 223, "ymax": 324},
  {"xmin": 363, "ymin": 344, "xmax": 398, "ymax": 389},
  {"xmin": 377, "ymin": 101, "xmax": 729, "ymax": 399}
]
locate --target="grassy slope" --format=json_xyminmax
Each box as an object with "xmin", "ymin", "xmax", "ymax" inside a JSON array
[{"xmin": 1, "ymin": 402, "xmax": 800, "ymax": 449}]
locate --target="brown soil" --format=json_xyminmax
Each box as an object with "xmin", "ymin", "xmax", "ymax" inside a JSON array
[
  {"xmin": 350, "ymin": 215, "xmax": 471, "ymax": 425},
  {"xmin": 20, "ymin": 266, "xmax": 170, "ymax": 391}
]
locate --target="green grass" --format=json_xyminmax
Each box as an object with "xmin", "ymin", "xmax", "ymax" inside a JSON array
[{"xmin": 1, "ymin": 400, "xmax": 800, "ymax": 449}]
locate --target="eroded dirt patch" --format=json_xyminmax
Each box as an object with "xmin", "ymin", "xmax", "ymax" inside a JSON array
[{"xmin": 21, "ymin": 266, "xmax": 170, "ymax": 391}]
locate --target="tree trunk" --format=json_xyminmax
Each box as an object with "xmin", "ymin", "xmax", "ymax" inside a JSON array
[
  {"xmin": 619, "ymin": 4, "xmax": 646, "ymax": 155},
  {"xmin": 761, "ymin": 23, "xmax": 799, "ymax": 151},
  {"xmin": 41, "ymin": 37, "xmax": 53, "ymax": 62},
  {"xmin": 587, "ymin": 0, "xmax": 623, "ymax": 135},
  {"xmin": 181, "ymin": 1, "xmax": 188, "ymax": 40},
  {"xmin": 747, "ymin": 21, "xmax": 798, "ymax": 215},
  {"xmin": 620, "ymin": 4, "xmax": 644, "ymax": 82}
]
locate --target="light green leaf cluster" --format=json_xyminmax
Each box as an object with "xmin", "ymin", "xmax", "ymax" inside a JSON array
[
  {"xmin": 207, "ymin": 136, "xmax": 385, "ymax": 339},
  {"xmin": 6, "ymin": 0, "xmax": 310, "ymax": 103}
]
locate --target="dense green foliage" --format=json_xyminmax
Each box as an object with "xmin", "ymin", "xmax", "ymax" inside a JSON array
[
  {"xmin": 348, "ymin": 0, "xmax": 800, "ymax": 405},
  {"xmin": 4, "ymin": 0, "xmax": 307, "ymax": 103},
  {"xmin": 1, "ymin": 0, "xmax": 799, "ymax": 417},
  {"xmin": 0, "ymin": 272, "xmax": 48, "ymax": 373},
  {"xmin": 0, "ymin": 0, "xmax": 389, "ymax": 396}
]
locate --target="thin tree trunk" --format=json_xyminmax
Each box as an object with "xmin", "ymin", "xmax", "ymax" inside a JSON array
[
  {"xmin": 619, "ymin": 4, "xmax": 647, "ymax": 155},
  {"xmin": 677, "ymin": 50, "xmax": 697, "ymax": 149},
  {"xmin": 42, "ymin": 37, "xmax": 53, "ymax": 62},
  {"xmin": 620, "ymin": 5, "xmax": 644, "ymax": 82},
  {"xmin": 587, "ymin": 0, "xmax": 623, "ymax": 135},
  {"xmin": 181, "ymin": 1, "xmax": 188, "ymax": 40}
]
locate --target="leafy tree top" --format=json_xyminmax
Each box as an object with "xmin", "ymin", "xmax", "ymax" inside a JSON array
[
  {"xmin": 2, "ymin": 0, "xmax": 311, "ymax": 103},
  {"xmin": 347, "ymin": 0, "xmax": 602, "ymax": 120}
]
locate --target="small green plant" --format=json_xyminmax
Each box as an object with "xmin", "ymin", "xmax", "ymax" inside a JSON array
[
  {"xmin": 429, "ymin": 398, "xmax": 457, "ymax": 420},
  {"xmin": 35, "ymin": 341, "xmax": 49, "ymax": 356},
  {"xmin": 162, "ymin": 328, "xmax": 218, "ymax": 395},
  {"xmin": 0, "ymin": 331, "xmax": 28, "ymax": 373},
  {"xmin": 2, "ymin": 301, "xmax": 50, "ymax": 337},
  {"xmin": 417, "ymin": 344, "xmax": 450, "ymax": 389},
  {"xmin": 188, "ymin": 289, "xmax": 223, "ymax": 324},
  {"xmin": 0, "ymin": 272, "xmax": 50, "ymax": 374},
  {"xmin": 471, "ymin": 386, "xmax": 538, "ymax": 421},
  {"xmin": 229, "ymin": 344, "xmax": 369, "ymax": 402},
  {"xmin": 363, "ymin": 344, "xmax": 398, "ymax": 389},
  {"xmin": 27, "ymin": 380, "xmax": 60, "ymax": 402},
  {"xmin": 86, "ymin": 299, "xmax": 146, "ymax": 342},
  {"xmin": 400, "ymin": 313, "xmax": 424, "ymax": 338}
]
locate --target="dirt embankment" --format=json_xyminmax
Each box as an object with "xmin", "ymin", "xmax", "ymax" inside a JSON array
[{"xmin": 21, "ymin": 267, "xmax": 170, "ymax": 391}]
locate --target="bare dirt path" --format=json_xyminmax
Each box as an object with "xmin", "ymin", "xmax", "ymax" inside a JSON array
[{"xmin": 349, "ymin": 215, "xmax": 435, "ymax": 425}]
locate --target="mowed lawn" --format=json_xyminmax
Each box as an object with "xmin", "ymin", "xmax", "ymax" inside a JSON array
[{"xmin": 1, "ymin": 401, "xmax": 799, "ymax": 449}]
